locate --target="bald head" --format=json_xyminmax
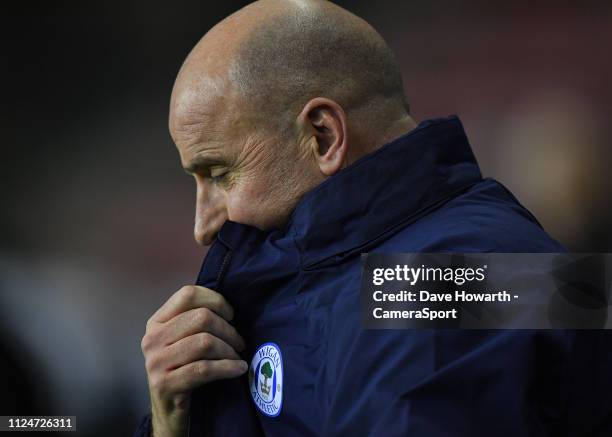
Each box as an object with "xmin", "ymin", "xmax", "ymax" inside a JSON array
[
  {"xmin": 230, "ymin": 0, "xmax": 409, "ymax": 129},
  {"xmin": 172, "ymin": 0, "xmax": 409, "ymax": 140},
  {"xmin": 170, "ymin": 0, "xmax": 415, "ymax": 244}
]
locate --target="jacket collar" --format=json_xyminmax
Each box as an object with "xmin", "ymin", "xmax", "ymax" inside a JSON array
[
  {"xmin": 192, "ymin": 117, "xmax": 483, "ymax": 437},
  {"xmin": 213, "ymin": 116, "xmax": 482, "ymax": 271},
  {"xmin": 286, "ymin": 115, "xmax": 482, "ymax": 269}
]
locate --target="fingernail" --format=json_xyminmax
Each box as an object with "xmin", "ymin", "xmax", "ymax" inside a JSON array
[{"xmin": 239, "ymin": 360, "xmax": 248, "ymax": 372}]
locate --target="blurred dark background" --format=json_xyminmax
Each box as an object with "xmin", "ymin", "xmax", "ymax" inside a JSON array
[{"xmin": 1, "ymin": 1, "xmax": 611, "ymax": 435}]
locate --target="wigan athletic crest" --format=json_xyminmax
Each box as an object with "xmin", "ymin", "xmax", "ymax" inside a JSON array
[{"xmin": 248, "ymin": 342, "xmax": 283, "ymax": 417}]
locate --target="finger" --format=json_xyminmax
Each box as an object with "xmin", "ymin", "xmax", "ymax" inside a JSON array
[
  {"xmin": 165, "ymin": 333, "xmax": 241, "ymax": 369},
  {"xmin": 161, "ymin": 307, "xmax": 245, "ymax": 352},
  {"xmin": 152, "ymin": 285, "xmax": 234, "ymax": 323},
  {"xmin": 168, "ymin": 359, "xmax": 248, "ymax": 393}
]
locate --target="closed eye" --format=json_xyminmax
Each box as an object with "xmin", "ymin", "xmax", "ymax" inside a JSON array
[
  {"xmin": 209, "ymin": 166, "xmax": 230, "ymax": 183},
  {"xmin": 211, "ymin": 172, "xmax": 228, "ymax": 183}
]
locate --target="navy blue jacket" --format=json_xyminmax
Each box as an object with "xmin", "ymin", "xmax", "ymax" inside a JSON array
[{"xmin": 136, "ymin": 116, "xmax": 612, "ymax": 436}]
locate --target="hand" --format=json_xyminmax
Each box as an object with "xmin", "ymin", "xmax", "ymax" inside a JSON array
[{"xmin": 141, "ymin": 285, "xmax": 247, "ymax": 437}]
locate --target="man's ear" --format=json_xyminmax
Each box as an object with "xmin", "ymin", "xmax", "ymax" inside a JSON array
[{"xmin": 297, "ymin": 97, "xmax": 348, "ymax": 176}]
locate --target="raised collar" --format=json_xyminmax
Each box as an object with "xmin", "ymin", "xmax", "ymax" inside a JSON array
[
  {"xmin": 192, "ymin": 116, "xmax": 483, "ymax": 437},
  {"xmin": 286, "ymin": 115, "xmax": 483, "ymax": 269},
  {"xmin": 212, "ymin": 116, "xmax": 483, "ymax": 271}
]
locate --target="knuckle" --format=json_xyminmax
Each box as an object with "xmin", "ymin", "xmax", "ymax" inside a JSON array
[
  {"xmin": 195, "ymin": 361, "xmax": 210, "ymax": 379},
  {"xmin": 195, "ymin": 308, "xmax": 212, "ymax": 328},
  {"xmin": 144, "ymin": 352, "xmax": 161, "ymax": 373},
  {"xmin": 172, "ymin": 394, "xmax": 190, "ymax": 410},
  {"xmin": 179, "ymin": 285, "xmax": 197, "ymax": 302},
  {"xmin": 141, "ymin": 334, "xmax": 153, "ymax": 353},
  {"xmin": 145, "ymin": 316, "xmax": 156, "ymax": 331},
  {"xmin": 141, "ymin": 329, "xmax": 161, "ymax": 352},
  {"xmin": 149, "ymin": 372, "xmax": 167, "ymax": 393},
  {"xmin": 199, "ymin": 332, "xmax": 212, "ymax": 351}
]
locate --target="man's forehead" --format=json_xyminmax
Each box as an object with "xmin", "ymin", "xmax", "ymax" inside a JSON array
[
  {"xmin": 169, "ymin": 75, "xmax": 230, "ymax": 143},
  {"xmin": 171, "ymin": 71, "xmax": 227, "ymax": 120},
  {"xmin": 170, "ymin": 85, "xmax": 253, "ymax": 173},
  {"xmin": 169, "ymin": 9, "xmax": 250, "ymax": 127}
]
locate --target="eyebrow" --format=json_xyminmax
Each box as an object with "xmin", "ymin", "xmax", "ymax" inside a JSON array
[{"xmin": 183, "ymin": 155, "xmax": 224, "ymax": 175}]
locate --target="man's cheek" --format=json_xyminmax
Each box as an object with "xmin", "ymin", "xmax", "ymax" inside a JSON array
[
  {"xmin": 228, "ymin": 185, "xmax": 278, "ymax": 231},
  {"xmin": 226, "ymin": 187, "xmax": 270, "ymax": 229}
]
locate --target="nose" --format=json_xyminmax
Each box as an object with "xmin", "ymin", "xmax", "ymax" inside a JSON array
[{"xmin": 193, "ymin": 178, "xmax": 228, "ymax": 246}]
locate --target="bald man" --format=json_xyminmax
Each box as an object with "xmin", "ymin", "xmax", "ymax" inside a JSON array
[{"xmin": 136, "ymin": 1, "xmax": 612, "ymax": 436}]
